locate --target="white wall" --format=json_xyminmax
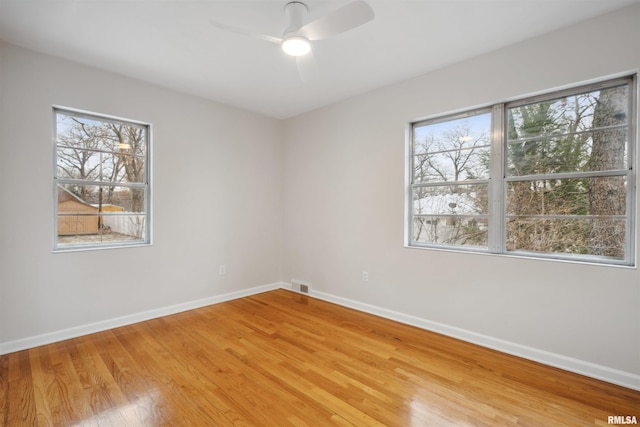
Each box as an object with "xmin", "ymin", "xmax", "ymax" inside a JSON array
[
  {"xmin": 0, "ymin": 42, "xmax": 283, "ymax": 346},
  {"xmin": 282, "ymin": 3, "xmax": 640, "ymax": 385}
]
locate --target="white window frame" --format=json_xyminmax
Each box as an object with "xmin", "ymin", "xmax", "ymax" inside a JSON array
[
  {"xmin": 53, "ymin": 106, "xmax": 152, "ymax": 252},
  {"xmin": 406, "ymin": 75, "xmax": 637, "ymax": 266}
]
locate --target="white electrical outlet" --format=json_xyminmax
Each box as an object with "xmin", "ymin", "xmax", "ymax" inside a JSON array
[
  {"xmin": 362, "ymin": 271, "xmax": 369, "ymax": 282},
  {"xmin": 219, "ymin": 265, "xmax": 226, "ymax": 276}
]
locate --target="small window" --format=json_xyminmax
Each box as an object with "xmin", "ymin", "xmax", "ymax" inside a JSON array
[
  {"xmin": 408, "ymin": 76, "xmax": 636, "ymax": 266},
  {"xmin": 54, "ymin": 107, "xmax": 151, "ymax": 251}
]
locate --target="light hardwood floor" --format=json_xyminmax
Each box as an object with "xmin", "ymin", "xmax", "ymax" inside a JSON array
[{"xmin": 1, "ymin": 289, "xmax": 638, "ymax": 426}]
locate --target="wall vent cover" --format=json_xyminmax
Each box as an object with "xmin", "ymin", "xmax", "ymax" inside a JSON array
[{"xmin": 291, "ymin": 280, "xmax": 311, "ymax": 294}]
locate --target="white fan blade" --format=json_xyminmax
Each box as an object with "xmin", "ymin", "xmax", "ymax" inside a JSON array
[
  {"xmin": 209, "ymin": 19, "xmax": 282, "ymax": 44},
  {"xmin": 299, "ymin": 0, "xmax": 374, "ymax": 41}
]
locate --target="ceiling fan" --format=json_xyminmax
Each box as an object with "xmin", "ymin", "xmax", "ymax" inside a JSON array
[{"xmin": 210, "ymin": 1, "xmax": 375, "ymax": 57}]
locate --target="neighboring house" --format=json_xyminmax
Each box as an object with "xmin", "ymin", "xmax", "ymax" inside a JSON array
[
  {"xmin": 58, "ymin": 186, "xmax": 127, "ymax": 236},
  {"xmin": 57, "ymin": 186, "xmax": 99, "ymax": 235},
  {"xmin": 413, "ymin": 191, "xmax": 487, "ymax": 244}
]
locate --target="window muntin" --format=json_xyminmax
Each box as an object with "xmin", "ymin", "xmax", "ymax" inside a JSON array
[
  {"xmin": 408, "ymin": 76, "xmax": 636, "ymax": 265},
  {"xmin": 54, "ymin": 108, "xmax": 151, "ymax": 251}
]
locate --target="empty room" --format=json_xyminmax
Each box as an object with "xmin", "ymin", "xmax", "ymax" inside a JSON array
[{"xmin": 1, "ymin": 0, "xmax": 639, "ymax": 425}]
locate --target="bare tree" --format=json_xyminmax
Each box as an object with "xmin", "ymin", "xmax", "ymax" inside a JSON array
[
  {"xmin": 57, "ymin": 117, "xmax": 104, "ymax": 201},
  {"xmin": 107, "ymin": 124, "xmax": 146, "ymax": 213}
]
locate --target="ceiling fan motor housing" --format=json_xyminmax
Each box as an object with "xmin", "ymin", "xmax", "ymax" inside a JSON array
[
  {"xmin": 282, "ymin": 2, "xmax": 311, "ymax": 56},
  {"xmin": 283, "ymin": 1, "xmax": 308, "ymax": 37}
]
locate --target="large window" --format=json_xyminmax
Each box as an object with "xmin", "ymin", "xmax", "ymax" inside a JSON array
[
  {"xmin": 407, "ymin": 76, "xmax": 636, "ymax": 266},
  {"xmin": 54, "ymin": 107, "xmax": 151, "ymax": 251}
]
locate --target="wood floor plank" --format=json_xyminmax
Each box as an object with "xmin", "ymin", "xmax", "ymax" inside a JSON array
[
  {"xmin": 1, "ymin": 289, "xmax": 639, "ymax": 426},
  {"xmin": 3, "ymin": 350, "xmax": 37, "ymax": 426},
  {"xmin": 0, "ymin": 354, "xmax": 7, "ymax": 426}
]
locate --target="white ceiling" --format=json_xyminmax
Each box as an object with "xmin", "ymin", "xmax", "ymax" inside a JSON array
[{"xmin": 0, "ymin": 0, "xmax": 637, "ymax": 119}]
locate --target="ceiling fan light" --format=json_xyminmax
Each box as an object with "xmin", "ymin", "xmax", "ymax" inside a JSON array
[{"xmin": 282, "ymin": 35, "xmax": 311, "ymax": 56}]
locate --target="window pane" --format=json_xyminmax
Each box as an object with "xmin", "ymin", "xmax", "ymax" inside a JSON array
[
  {"xmin": 507, "ymin": 176, "xmax": 626, "ymax": 216},
  {"xmin": 413, "ymin": 184, "xmax": 488, "ymax": 216},
  {"xmin": 414, "ymin": 145, "xmax": 490, "ymax": 183},
  {"xmin": 58, "ymin": 184, "xmax": 146, "ymax": 213},
  {"xmin": 57, "ymin": 183, "xmax": 147, "ymax": 246},
  {"xmin": 507, "ymin": 128, "xmax": 628, "ymax": 176},
  {"xmin": 56, "ymin": 148, "xmax": 146, "ymax": 183},
  {"xmin": 413, "ymin": 216, "xmax": 488, "ymax": 247},
  {"xmin": 413, "ymin": 112, "xmax": 491, "ymax": 182},
  {"xmin": 508, "ymin": 84, "xmax": 629, "ymax": 142},
  {"xmin": 57, "ymin": 184, "xmax": 147, "ymax": 245},
  {"xmin": 506, "ymin": 217, "xmax": 625, "ymax": 259},
  {"xmin": 57, "ymin": 214, "xmax": 146, "ymax": 247},
  {"xmin": 56, "ymin": 113, "xmax": 147, "ymax": 155}
]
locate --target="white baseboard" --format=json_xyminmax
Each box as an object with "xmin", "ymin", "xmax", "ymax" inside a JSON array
[
  {"xmin": 303, "ymin": 288, "xmax": 640, "ymax": 392},
  {"xmin": 0, "ymin": 282, "xmax": 286, "ymax": 355}
]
